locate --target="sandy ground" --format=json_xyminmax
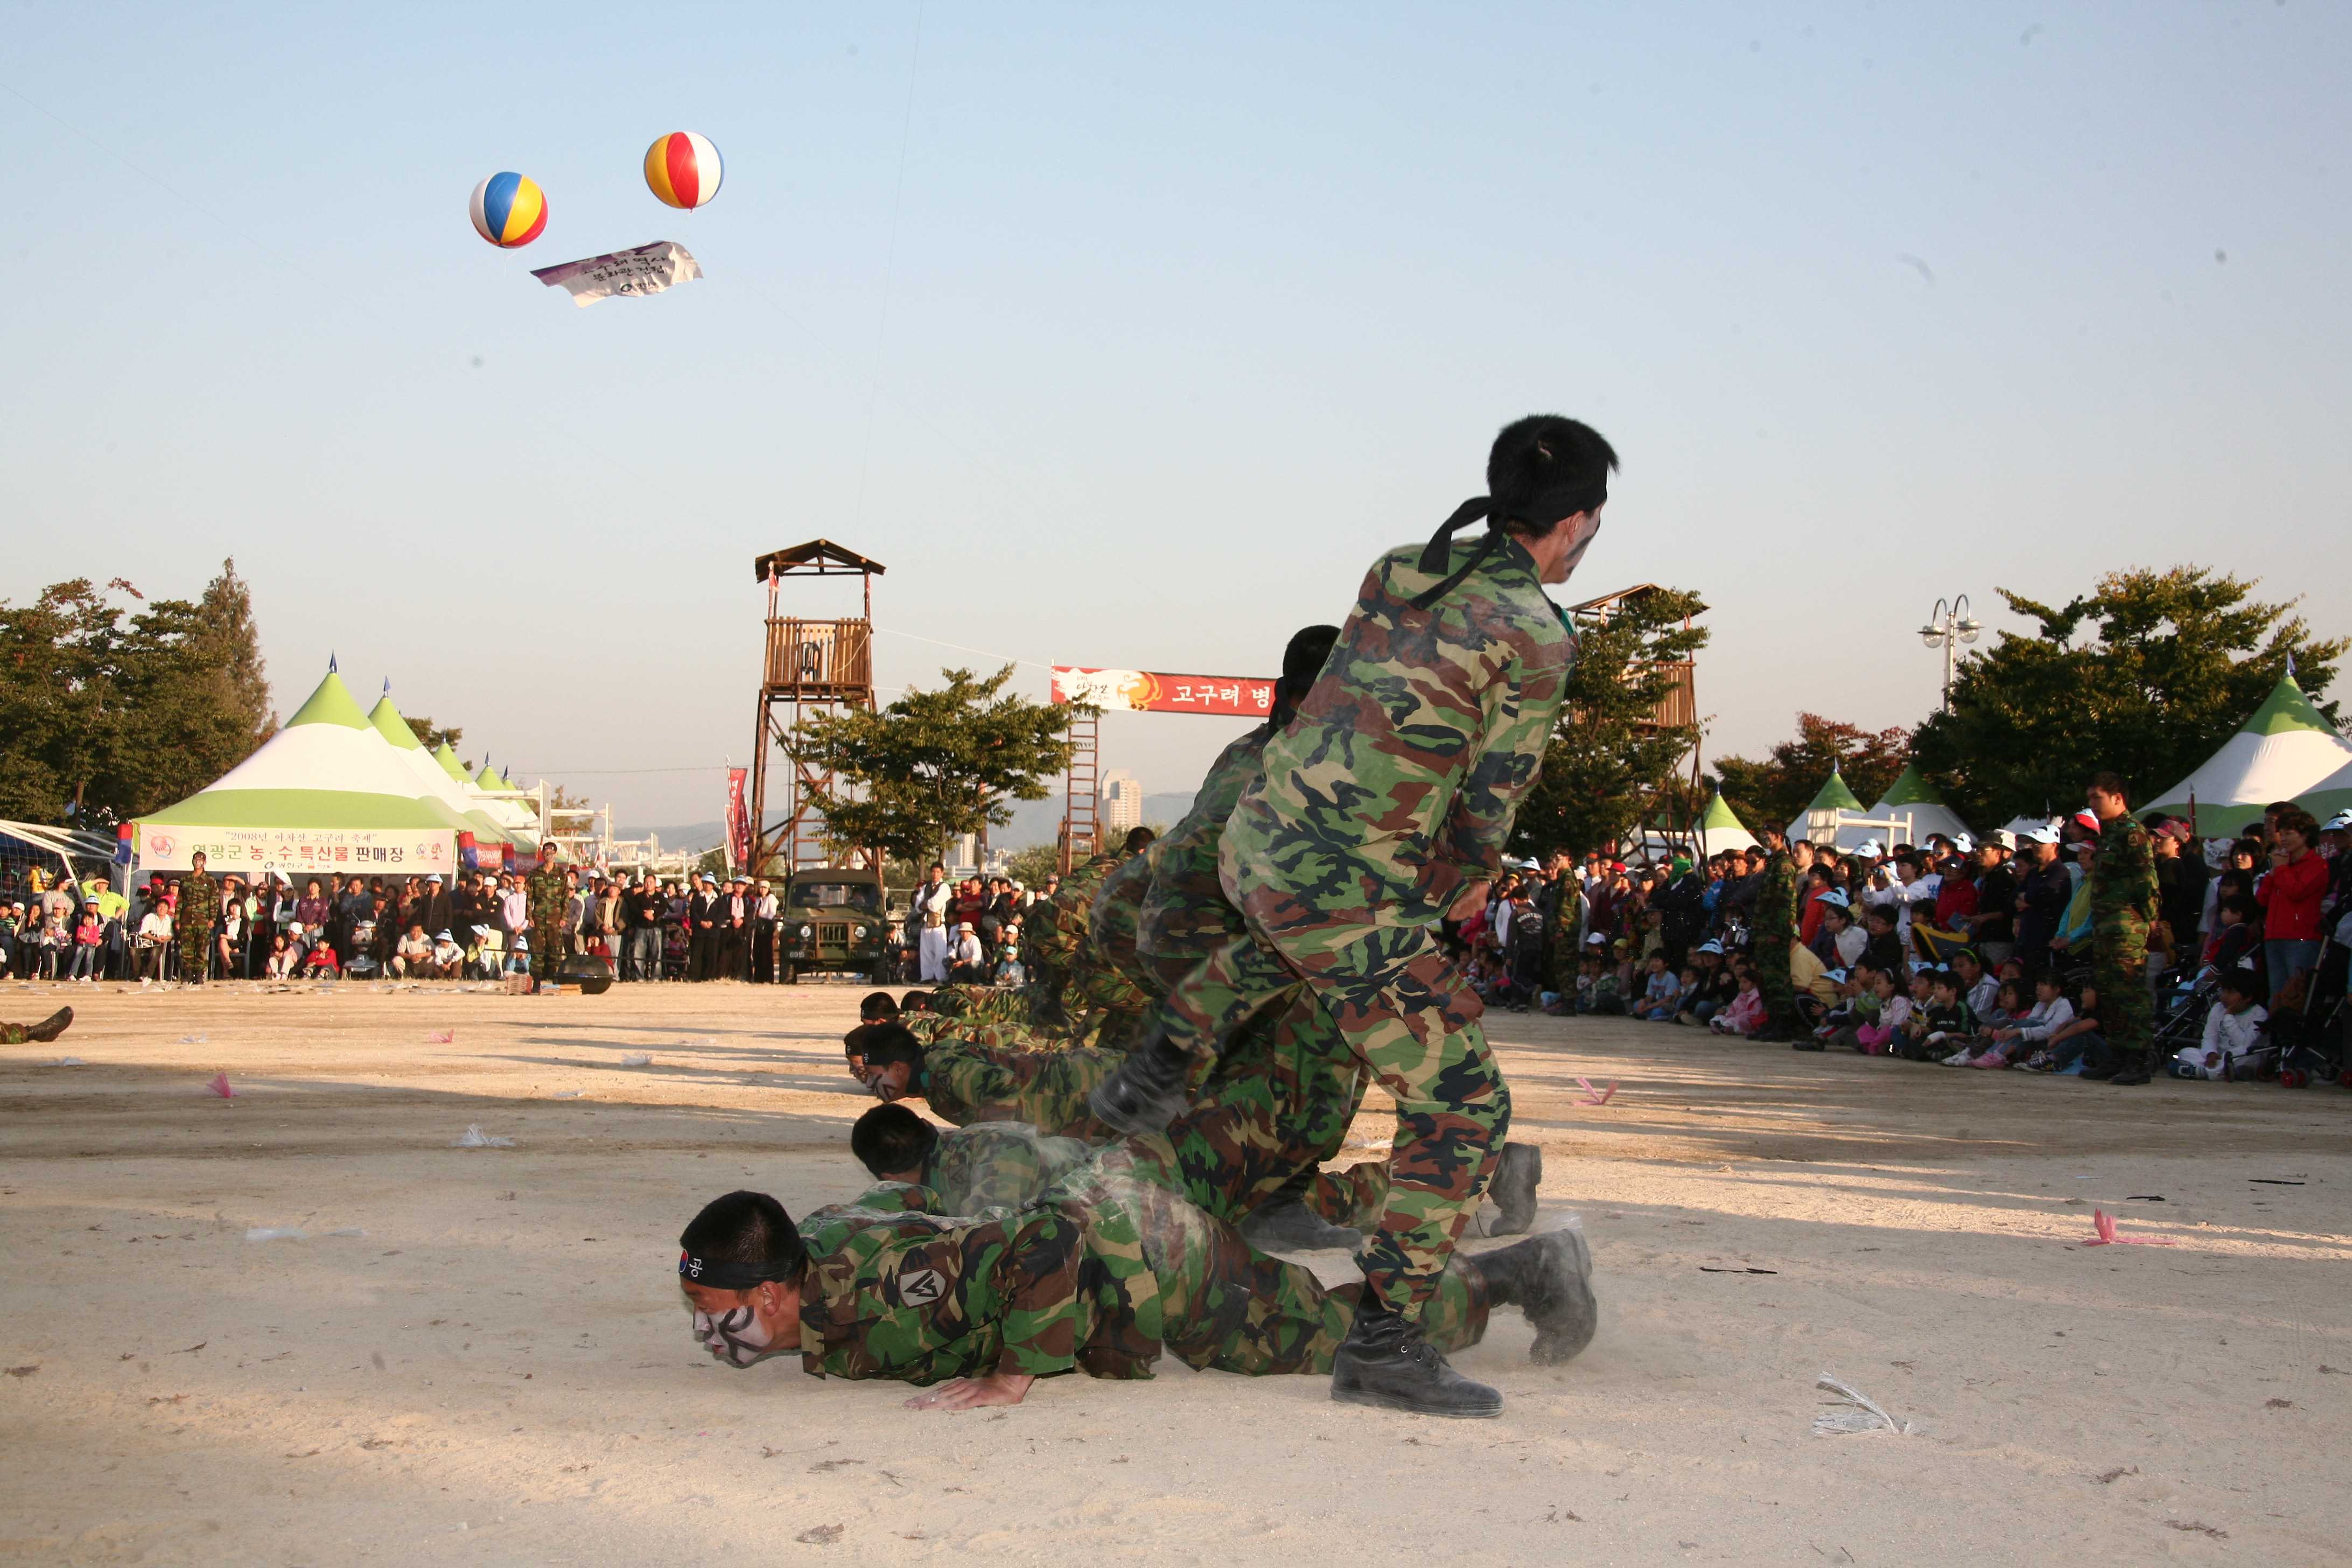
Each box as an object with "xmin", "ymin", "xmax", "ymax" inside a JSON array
[{"xmin": 2, "ymin": 977, "xmax": 2348, "ymax": 1567}]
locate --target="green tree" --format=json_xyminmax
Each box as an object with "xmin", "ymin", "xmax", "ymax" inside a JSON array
[
  {"xmin": 404, "ymin": 715, "xmax": 465, "ymax": 752},
  {"xmin": 787, "ymin": 666, "xmax": 1077, "ymax": 868},
  {"xmin": 1712, "ymin": 714, "xmax": 1912, "ymax": 835},
  {"xmin": 1004, "ymin": 842, "xmax": 1062, "ymax": 890},
  {"xmin": 1910, "ymin": 566, "xmax": 2345, "ymax": 824},
  {"xmin": 0, "ymin": 561, "xmax": 275, "ymax": 827},
  {"xmin": 1510, "ymin": 587, "xmax": 1710, "ymax": 856}
]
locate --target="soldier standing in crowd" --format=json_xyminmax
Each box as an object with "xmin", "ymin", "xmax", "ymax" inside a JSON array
[
  {"xmin": 1088, "ymin": 414, "xmax": 1609, "ymax": 1418},
  {"xmin": 2083, "ymin": 772, "xmax": 2160, "ymax": 1084},
  {"xmin": 176, "ymin": 852, "xmax": 219, "ymax": 984},
  {"xmin": 1748, "ymin": 826, "xmax": 1797, "ymax": 1042},
  {"xmin": 526, "ymin": 848, "xmax": 569, "ymax": 983}
]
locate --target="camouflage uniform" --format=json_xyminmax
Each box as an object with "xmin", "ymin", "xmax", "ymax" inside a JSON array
[
  {"xmin": 524, "ymin": 863, "xmax": 569, "ymax": 981},
  {"xmin": 787, "ymin": 1152, "xmax": 1485, "ymax": 1389},
  {"xmin": 918, "ymin": 1037, "xmax": 1126, "ymax": 1139},
  {"xmin": 1135, "ymin": 726, "xmax": 1266, "ymax": 993},
  {"xmin": 1750, "ymin": 848, "xmax": 1798, "ymax": 1033},
  {"xmin": 1080, "ymin": 853, "xmax": 1162, "ymax": 1039},
  {"xmin": 904, "ymin": 1012, "xmax": 1066, "ymax": 1056},
  {"xmin": 914, "ymin": 1123, "xmax": 1095, "ymax": 1214},
  {"xmin": 1024, "ymin": 849, "xmax": 1130, "ymax": 1020},
  {"xmin": 176, "ymin": 870, "xmax": 218, "ymax": 982},
  {"xmin": 2089, "ymin": 813, "xmax": 2160, "ymax": 1065},
  {"xmin": 1152, "ymin": 534, "xmax": 1574, "ymax": 1321}
]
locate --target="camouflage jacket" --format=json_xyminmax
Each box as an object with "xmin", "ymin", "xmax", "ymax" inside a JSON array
[
  {"xmin": 1136, "ymin": 726, "xmax": 1266, "ymax": 967},
  {"xmin": 1222, "ymin": 535, "xmax": 1574, "ymax": 927},
  {"xmin": 904, "ymin": 1012, "xmax": 1065, "ymax": 1055},
  {"xmin": 178, "ymin": 872, "xmax": 219, "ymax": 929},
  {"xmin": 920, "ymin": 1123, "xmax": 1095, "ymax": 1214},
  {"xmin": 791, "ymin": 1180, "xmax": 1160, "ymax": 1385},
  {"xmin": 526, "ymin": 867, "xmax": 569, "ymax": 928},
  {"xmin": 1086, "ymin": 852, "xmax": 1159, "ymax": 995},
  {"xmin": 1752, "ymin": 850, "xmax": 1797, "ymax": 943},
  {"xmin": 1025, "ymin": 850, "xmax": 1126, "ymax": 979},
  {"xmin": 921, "ymin": 1039, "xmax": 1125, "ymax": 1139},
  {"xmin": 2090, "ymin": 814, "xmax": 2159, "ymax": 939}
]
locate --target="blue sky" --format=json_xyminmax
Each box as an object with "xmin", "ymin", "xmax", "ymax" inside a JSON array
[{"xmin": 5, "ymin": 3, "xmax": 2345, "ymax": 834}]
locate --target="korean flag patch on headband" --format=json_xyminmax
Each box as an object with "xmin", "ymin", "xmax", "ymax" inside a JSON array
[{"xmin": 678, "ymin": 1250, "xmax": 796, "ymax": 1290}]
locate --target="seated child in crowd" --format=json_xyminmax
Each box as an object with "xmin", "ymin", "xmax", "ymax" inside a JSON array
[
  {"xmin": 1711, "ymin": 972, "xmax": 1765, "ymax": 1036},
  {"xmin": 1635, "ymin": 955, "xmax": 1683, "ymax": 1021},
  {"xmin": 2173, "ymin": 972, "xmax": 2267, "ymax": 1080}
]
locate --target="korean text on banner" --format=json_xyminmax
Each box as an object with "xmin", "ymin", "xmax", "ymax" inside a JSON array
[
  {"xmin": 133, "ymin": 824, "xmax": 459, "ymax": 877},
  {"xmin": 1051, "ymin": 667, "xmax": 1277, "ymax": 717},
  {"xmin": 725, "ymin": 767, "xmax": 750, "ymax": 872}
]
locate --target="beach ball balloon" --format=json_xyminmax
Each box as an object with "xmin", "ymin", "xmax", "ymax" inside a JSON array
[
  {"xmin": 643, "ymin": 131, "xmax": 722, "ymax": 209},
  {"xmin": 469, "ymin": 172, "xmax": 548, "ymax": 248}
]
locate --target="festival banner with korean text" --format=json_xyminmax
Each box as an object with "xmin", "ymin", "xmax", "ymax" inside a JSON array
[
  {"xmin": 132, "ymin": 823, "xmax": 458, "ymax": 878},
  {"xmin": 725, "ymin": 767, "xmax": 751, "ymax": 872},
  {"xmin": 1051, "ymin": 667, "xmax": 1277, "ymax": 717}
]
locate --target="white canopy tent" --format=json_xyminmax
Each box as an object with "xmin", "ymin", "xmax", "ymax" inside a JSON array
[{"xmin": 2141, "ymin": 676, "xmax": 2352, "ymax": 839}]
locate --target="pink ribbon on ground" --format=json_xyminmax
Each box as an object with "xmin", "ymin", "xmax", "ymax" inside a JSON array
[
  {"xmin": 1575, "ymin": 1077, "xmax": 1619, "ymax": 1106},
  {"xmin": 2084, "ymin": 1208, "xmax": 2174, "ymax": 1245},
  {"xmin": 426, "ymin": 1030, "xmax": 455, "ymax": 1044},
  {"xmin": 205, "ymin": 1073, "xmax": 235, "ymax": 1098}
]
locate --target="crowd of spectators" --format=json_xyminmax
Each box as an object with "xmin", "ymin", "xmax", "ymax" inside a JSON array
[
  {"xmin": 1451, "ymin": 797, "xmax": 2351, "ymax": 1081},
  {"xmin": 0, "ymin": 858, "xmax": 1070, "ymax": 989},
  {"xmin": 901, "ymin": 863, "xmax": 1055, "ymax": 985}
]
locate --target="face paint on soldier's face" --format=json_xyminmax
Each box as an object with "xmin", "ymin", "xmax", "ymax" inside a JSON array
[
  {"xmin": 1528, "ymin": 506, "xmax": 1606, "ymax": 585},
  {"xmin": 870, "ymin": 1061, "xmax": 915, "ymax": 1103},
  {"xmin": 689, "ymin": 1303, "xmax": 774, "ymax": 1367}
]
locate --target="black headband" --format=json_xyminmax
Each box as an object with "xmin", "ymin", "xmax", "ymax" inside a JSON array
[
  {"xmin": 1411, "ymin": 486, "xmax": 1605, "ymax": 610},
  {"xmin": 678, "ymin": 1250, "xmax": 796, "ymax": 1291}
]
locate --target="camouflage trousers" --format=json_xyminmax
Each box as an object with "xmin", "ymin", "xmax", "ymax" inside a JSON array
[
  {"xmin": 0, "ymin": 1022, "xmax": 33, "ymax": 1044},
  {"xmin": 2092, "ymin": 926, "xmax": 2151, "ymax": 1057},
  {"xmin": 1750, "ymin": 934, "xmax": 1795, "ymax": 1032},
  {"xmin": 1157, "ymin": 910, "xmax": 1509, "ymax": 1322},
  {"xmin": 529, "ymin": 920, "xmax": 565, "ymax": 981},
  {"xmin": 1091, "ymin": 1156, "xmax": 1485, "ymax": 1376},
  {"xmin": 177, "ymin": 923, "xmax": 213, "ymax": 983},
  {"xmin": 1135, "ymin": 989, "xmax": 1376, "ymax": 1231}
]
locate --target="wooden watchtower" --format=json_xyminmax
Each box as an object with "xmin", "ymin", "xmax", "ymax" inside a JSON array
[{"xmin": 748, "ymin": 540, "xmax": 885, "ymax": 876}]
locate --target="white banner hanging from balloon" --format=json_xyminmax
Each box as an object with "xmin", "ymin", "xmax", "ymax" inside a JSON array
[{"xmin": 530, "ymin": 241, "xmax": 703, "ymax": 308}]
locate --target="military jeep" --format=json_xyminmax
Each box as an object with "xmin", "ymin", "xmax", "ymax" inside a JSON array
[{"xmin": 778, "ymin": 867, "xmax": 889, "ymax": 983}]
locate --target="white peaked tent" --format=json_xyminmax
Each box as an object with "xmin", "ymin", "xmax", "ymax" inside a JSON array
[
  {"xmin": 2143, "ymin": 676, "xmax": 2352, "ymax": 838},
  {"xmin": 457, "ymin": 756, "xmax": 541, "ymax": 847},
  {"xmin": 1869, "ymin": 765, "xmax": 1975, "ymax": 846},
  {"xmin": 365, "ymin": 691, "xmax": 515, "ymax": 865},
  {"xmin": 1693, "ymin": 790, "xmax": 1758, "ymax": 853},
  {"xmin": 131, "ymin": 669, "xmax": 460, "ymax": 877}
]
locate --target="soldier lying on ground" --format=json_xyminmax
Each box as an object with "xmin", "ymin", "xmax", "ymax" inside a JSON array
[
  {"xmin": 856, "ymin": 1020, "xmax": 1118, "ymax": 1140},
  {"xmin": 673, "ymin": 1151, "xmax": 1594, "ymax": 1412},
  {"xmin": 0, "ymin": 1007, "xmax": 73, "ymax": 1045},
  {"xmin": 850, "ymin": 1104, "xmax": 1094, "ymax": 1214}
]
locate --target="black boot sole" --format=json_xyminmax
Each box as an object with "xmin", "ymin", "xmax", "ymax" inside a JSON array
[
  {"xmin": 1486, "ymin": 1143, "xmax": 1543, "ymax": 1236},
  {"xmin": 1329, "ymin": 1378, "xmax": 1503, "ymax": 1419}
]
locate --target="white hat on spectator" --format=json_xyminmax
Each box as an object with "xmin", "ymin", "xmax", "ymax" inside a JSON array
[
  {"xmin": 1989, "ymin": 830, "xmax": 2018, "ymax": 850},
  {"xmin": 2024, "ymin": 825, "xmax": 2060, "ymax": 844},
  {"xmin": 2324, "ymin": 810, "xmax": 2352, "ymax": 832},
  {"xmin": 1854, "ymin": 839, "xmax": 1884, "ymax": 858}
]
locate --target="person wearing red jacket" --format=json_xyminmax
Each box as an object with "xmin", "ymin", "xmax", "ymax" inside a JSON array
[{"xmin": 2256, "ymin": 807, "xmax": 2328, "ymax": 997}]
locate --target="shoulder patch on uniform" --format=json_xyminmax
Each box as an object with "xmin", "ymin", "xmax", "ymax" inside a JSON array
[{"xmin": 895, "ymin": 1265, "xmax": 945, "ymax": 1306}]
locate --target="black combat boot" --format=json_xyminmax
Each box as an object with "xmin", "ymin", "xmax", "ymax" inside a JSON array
[
  {"xmin": 24, "ymin": 1007, "xmax": 73, "ymax": 1044},
  {"xmin": 1086, "ymin": 1025, "xmax": 1194, "ymax": 1136},
  {"xmin": 1329, "ymin": 1296, "xmax": 1503, "ymax": 1418},
  {"xmin": 1465, "ymin": 1229, "xmax": 1599, "ymax": 1365},
  {"xmin": 1240, "ymin": 1171, "xmax": 1362, "ymax": 1253},
  {"xmin": 2106, "ymin": 1051, "xmax": 2152, "ymax": 1087},
  {"xmin": 1485, "ymin": 1142, "xmax": 1543, "ymax": 1236}
]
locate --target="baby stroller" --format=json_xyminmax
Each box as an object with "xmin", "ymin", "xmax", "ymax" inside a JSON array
[{"xmin": 2265, "ymin": 970, "xmax": 2346, "ymax": 1089}]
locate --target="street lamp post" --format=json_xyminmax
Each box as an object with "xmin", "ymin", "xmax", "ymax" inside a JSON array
[{"xmin": 1920, "ymin": 596, "xmax": 1982, "ymax": 710}]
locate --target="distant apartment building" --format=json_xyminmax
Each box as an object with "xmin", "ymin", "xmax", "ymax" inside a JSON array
[{"xmin": 1100, "ymin": 769, "xmax": 1143, "ymax": 835}]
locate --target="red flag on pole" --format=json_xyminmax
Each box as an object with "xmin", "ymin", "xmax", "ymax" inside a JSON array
[{"xmin": 725, "ymin": 767, "xmax": 750, "ymax": 872}]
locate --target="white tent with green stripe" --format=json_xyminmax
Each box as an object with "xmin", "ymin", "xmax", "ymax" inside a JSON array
[
  {"xmin": 131, "ymin": 669, "xmax": 462, "ymax": 879},
  {"xmin": 365, "ymin": 691, "xmax": 517, "ymax": 865},
  {"xmin": 464, "ymin": 759, "xmax": 542, "ymax": 846},
  {"xmin": 1867, "ymin": 765, "xmax": 1976, "ymax": 846},
  {"xmin": 1694, "ymin": 788, "xmax": 1758, "ymax": 853},
  {"xmin": 2143, "ymin": 676, "xmax": 2352, "ymax": 838}
]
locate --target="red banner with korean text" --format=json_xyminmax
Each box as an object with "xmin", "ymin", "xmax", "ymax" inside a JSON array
[
  {"xmin": 725, "ymin": 767, "xmax": 750, "ymax": 871},
  {"xmin": 1051, "ymin": 667, "xmax": 1277, "ymax": 717}
]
